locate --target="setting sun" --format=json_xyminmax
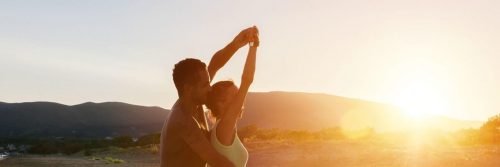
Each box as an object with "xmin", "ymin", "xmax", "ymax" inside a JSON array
[
  {"xmin": 391, "ymin": 79, "xmax": 451, "ymax": 119},
  {"xmin": 1, "ymin": 0, "xmax": 499, "ymax": 166}
]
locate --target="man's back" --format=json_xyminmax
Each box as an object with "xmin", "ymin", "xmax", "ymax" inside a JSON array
[{"xmin": 160, "ymin": 101, "xmax": 209, "ymax": 167}]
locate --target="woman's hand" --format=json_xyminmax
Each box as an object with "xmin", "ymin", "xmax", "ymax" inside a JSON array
[
  {"xmin": 249, "ymin": 26, "xmax": 259, "ymax": 47},
  {"xmin": 230, "ymin": 26, "xmax": 259, "ymax": 49}
]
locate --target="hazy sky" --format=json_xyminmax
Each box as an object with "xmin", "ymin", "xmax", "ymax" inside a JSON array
[{"xmin": 1, "ymin": 0, "xmax": 499, "ymax": 121}]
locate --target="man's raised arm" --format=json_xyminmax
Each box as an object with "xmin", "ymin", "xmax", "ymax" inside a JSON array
[{"xmin": 208, "ymin": 26, "xmax": 257, "ymax": 82}]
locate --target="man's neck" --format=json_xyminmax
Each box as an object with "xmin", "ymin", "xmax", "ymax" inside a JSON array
[{"xmin": 178, "ymin": 97, "xmax": 208, "ymax": 131}]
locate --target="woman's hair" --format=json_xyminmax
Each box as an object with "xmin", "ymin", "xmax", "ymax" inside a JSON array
[{"xmin": 206, "ymin": 80, "xmax": 237, "ymax": 119}]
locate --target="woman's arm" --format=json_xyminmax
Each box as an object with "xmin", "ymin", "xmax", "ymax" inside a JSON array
[
  {"xmin": 207, "ymin": 27, "xmax": 256, "ymax": 83},
  {"xmin": 226, "ymin": 44, "xmax": 256, "ymax": 121},
  {"xmin": 216, "ymin": 44, "xmax": 258, "ymax": 145}
]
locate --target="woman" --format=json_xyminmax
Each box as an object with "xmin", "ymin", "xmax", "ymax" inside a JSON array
[{"xmin": 206, "ymin": 27, "xmax": 259, "ymax": 167}]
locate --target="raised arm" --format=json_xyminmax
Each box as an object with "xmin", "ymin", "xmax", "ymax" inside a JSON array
[
  {"xmin": 220, "ymin": 33, "xmax": 258, "ymax": 128},
  {"xmin": 207, "ymin": 27, "xmax": 257, "ymax": 82}
]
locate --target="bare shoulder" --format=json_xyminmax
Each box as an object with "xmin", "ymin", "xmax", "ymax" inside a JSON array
[{"xmin": 166, "ymin": 105, "xmax": 190, "ymax": 127}]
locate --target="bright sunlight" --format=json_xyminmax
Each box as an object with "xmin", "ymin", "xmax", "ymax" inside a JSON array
[{"xmin": 391, "ymin": 79, "xmax": 451, "ymax": 119}]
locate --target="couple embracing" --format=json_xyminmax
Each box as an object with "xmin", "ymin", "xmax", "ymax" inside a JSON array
[{"xmin": 160, "ymin": 26, "xmax": 260, "ymax": 167}]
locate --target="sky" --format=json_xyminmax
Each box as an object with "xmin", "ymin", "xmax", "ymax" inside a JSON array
[{"xmin": 1, "ymin": 0, "xmax": 499, "ymax": 121}]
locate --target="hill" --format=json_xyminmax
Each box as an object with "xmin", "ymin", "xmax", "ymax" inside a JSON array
[{"xmin": 0, "ymin": 101, "xmax": 169, "ymax": 138}]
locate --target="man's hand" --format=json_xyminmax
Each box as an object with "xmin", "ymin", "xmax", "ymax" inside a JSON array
[
  {"xmin": 230, "ymin": 26, "xmax": 259, "ymax": 49},
  {"xmin": 208, "ymin": 26, "xmax": 259, "ymax": 82}
]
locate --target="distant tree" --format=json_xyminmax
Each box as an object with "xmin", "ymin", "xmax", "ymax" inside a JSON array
[
  {"xmin": 479, "ymin": 114, "xmax": 500, "ymax": 144},
  {"xmin": 136, "ymin": 133, "xmax": 161, "ymax": 146},
  {"xmin": 315, "ymin": 127, "xmax": 344, "ymax": 140},
  {"xmin": 111, "ymin": 136, "xmax": 134, "ymax": 148},
  {"xmin": 238, "ymin": 124, "xmax": 259, "ymax": 142},
  {"xmin": 86, "ymin": 139, "xmax": 110, "ymax": 149},
  {"xmin": 455, "ymin": 128, "xmax": 480, "ymax": 145},
  {"xmin": 61, "ymin": 142, "xmax": 85, "ymax": 155},
  {"xmin": 29, "ymin": 140, "xmax": 58, "ymax": 154},
  {"xmin": 287, "ymin": 130, "xmax": 314, "ymax": 141}
]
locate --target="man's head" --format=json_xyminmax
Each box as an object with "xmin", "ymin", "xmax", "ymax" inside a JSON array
[{"xmin": 172, "ymin": 58, "xmax": 211, "ymax": 105}]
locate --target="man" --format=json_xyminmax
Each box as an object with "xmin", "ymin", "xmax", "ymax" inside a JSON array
[{"xmin": 160, "ymin": 27, "xmax": 258, "ymax": 167}]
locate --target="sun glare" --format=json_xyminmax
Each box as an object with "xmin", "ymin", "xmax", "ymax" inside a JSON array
[{"xmin": 392, "ymin": 81, "xmax": 449, "ymax": 120}]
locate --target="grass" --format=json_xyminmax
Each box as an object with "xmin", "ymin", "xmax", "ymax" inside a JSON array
[
  {"xmin": 104, "ymin": 156, "xmax": 124, "ymax": 164},
  {"xmin": 89, "ymin": 156, "xmax": 125, "ymax": 164},
  {"xmin": 2, "ymin": 141, "xmax": 500, "ymax": 166}
]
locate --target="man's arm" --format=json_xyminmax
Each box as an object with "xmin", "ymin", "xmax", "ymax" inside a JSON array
[
  {"xmin": 207, "ymin": 26, "xmax": 257, "ymax": 82},
  {"xmin": 184, "ymin": 135, "xmax": 235, "ymax": 167},
  {"xmin": 179, "ymin": 117, "xmax": 235, "ymax": 167}
]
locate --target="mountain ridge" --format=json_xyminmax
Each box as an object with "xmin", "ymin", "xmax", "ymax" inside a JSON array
[{"xmin": 0, "ymin": 92, "xmax": 483, "ymax": 138}]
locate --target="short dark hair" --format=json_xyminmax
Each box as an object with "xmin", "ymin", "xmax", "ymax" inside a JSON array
[
  {"xmin": 206, "ymin": 80, "xmax": 236, "ymax": 118},
  {"xmin": 172, "ymin": 58, "xmax": 207, "ymax": 97}
]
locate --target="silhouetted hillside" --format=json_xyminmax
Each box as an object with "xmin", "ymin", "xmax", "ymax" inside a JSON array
[
  {"xmin": 240, "ymin": 92, "xmax": 482, "ymax": 132},
  {"xmin": 0, "ymin": 92, "xmax": 482, "ymax": 138},
  {"xmin": 0, "ymin": 101, "xmax": 169, "ymax": 138}
]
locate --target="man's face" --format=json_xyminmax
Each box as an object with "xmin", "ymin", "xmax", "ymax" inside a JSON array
[{"xmin": 191, "ymin": 69, "xmax": 211, "ymax": 105}]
